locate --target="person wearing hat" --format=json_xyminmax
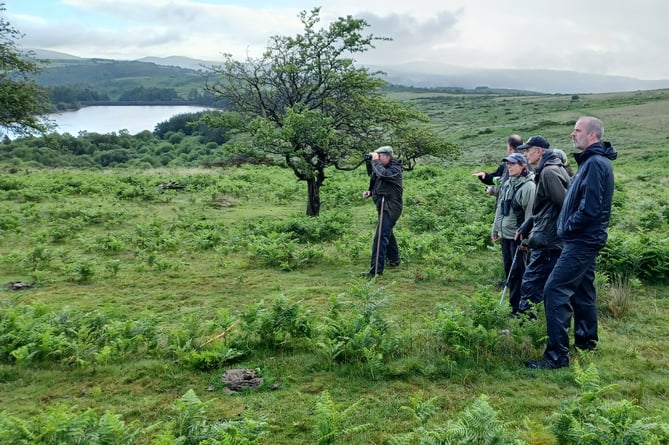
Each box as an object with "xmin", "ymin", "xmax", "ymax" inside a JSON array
[
  {"xmin": 515, "ymin": 136, "xmax": 572, "ymax": 318},
  {"xmin": 473, "ymin": 134, "xmax": 524, "ymax": 196},
  {"xmin": 491, "ymin": 152, "xmax": 535, "ymax": 313},
  {"xmin": 362, "ymin": 146, "xmax": 403, "ymax": 277},
  {"xmin": 516, "ymin": 135, "xmax": 550, "ymax": 152}
]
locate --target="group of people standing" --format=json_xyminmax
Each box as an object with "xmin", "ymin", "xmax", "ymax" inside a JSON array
[
  {"xmin": 360, "ymin": 115, "xmax": 616, "ymax": 370},
  {"xmin": 475, "ymin": 116, "xmax": 617, "ymax": 369}
]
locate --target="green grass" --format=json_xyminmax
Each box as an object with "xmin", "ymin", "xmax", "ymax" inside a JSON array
[{"xmin": 1, "ymin": 89, "xmax": 669, "ymax": 444}]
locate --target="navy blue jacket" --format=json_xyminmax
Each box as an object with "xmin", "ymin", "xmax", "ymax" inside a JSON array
[{"xmin": 557, "ymin": 142, "xmax": 617, "ymax": 248}]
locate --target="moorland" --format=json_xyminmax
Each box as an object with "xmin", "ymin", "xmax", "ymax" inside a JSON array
[{"xmin": 1, "ymin": 88, "xmax": 668, "ymax": 444}]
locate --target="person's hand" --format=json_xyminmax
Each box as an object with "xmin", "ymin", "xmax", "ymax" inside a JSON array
[
  {"xmin": 491, "ymin": 234, "xmax": 499, "ymax": 242},
  {"xmin": 473, "ymin": 172, "xmax": 485, "ymax": 178},
  {"xmin": 514, "ymin": 230, "xmax": 522, "ymax": 241},
  {"xmin": 368, "ymin": 152, "xmax": 379, "ymax": 161},
  {"xmin": 362, "ymin": 190, "xmax": 371, "ymax": 199}
]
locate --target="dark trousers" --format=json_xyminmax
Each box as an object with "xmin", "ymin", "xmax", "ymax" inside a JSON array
[
  {"xmin": 370, "ymin": 207, "xmax": 399, "ymax": 275},
  {"xmin": 519, "ymin": 248, "xmax": 560, "ymax": 311},
  {"xmin": 543, "ymin": 242, "xmax": 599, "ymax": 360},
  {"xmin": 501, "ymin": 238, "xmax": 526, "ymax": 312}
]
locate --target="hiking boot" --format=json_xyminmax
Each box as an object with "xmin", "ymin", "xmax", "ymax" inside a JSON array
[
  {"xmin": 574, "ymin": 341, "xmax": 598, "ymax": 351},
  {"xmin": 388, "ymin": 260, "xmax": 400, "ymax": 268},
  {"xmin": 526, "ymin": 355, "xmax": 569, "ymax": 370}
]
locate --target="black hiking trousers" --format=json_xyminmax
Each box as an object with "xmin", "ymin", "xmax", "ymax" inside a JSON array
[{"xmin": 543, "ymin": 241, "xmax": 600, "ymax": 360}]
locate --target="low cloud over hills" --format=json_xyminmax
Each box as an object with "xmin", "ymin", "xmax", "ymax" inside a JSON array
[
  {"xmin": 374, "ymin": 62, "xmax": 669, "ymax": 94},
  {"xmin": 30, "ymin": 50, "xmax": 669, "ymax": 94}
]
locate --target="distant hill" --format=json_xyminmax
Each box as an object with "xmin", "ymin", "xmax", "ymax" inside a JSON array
[
  {"xmin": 32, "ymin": 56, "xmax": 210, "ymax": 101},
  {"xmin": 27, "ymin": 49, "xmax": 669, "ymax": 94},
  {"xmin": 373, "ymin": 62, "xmax": 669, "ymax": 94},
  {"xmin": 29, "ymin": 48, "xmax": 83, "ymax": 60},
  {"xmin": 136, "ymin": 56, "xmax": 221, "ymax": 71}
]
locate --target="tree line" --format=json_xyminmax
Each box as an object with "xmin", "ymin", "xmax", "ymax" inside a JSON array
[
  {"xmin": 1, "ymin": 111, "xmax": 250, "ymax": 169},
  {"xmin": 46, "ymin": 85, "xmax": 224, "ymax": 111}
]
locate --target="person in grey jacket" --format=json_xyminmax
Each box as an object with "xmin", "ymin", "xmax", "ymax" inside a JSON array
[
  {"xmin": 362, "ymin": 146, "xmax": 403, "ymax": 277},
  {"xmin": 491, "ymin": 152, "xmax": 535, "ymax": 313},
  {"xmin": 515, "ymin": 137, "xmax": 572, "ymax": 316},
  {"xmin": 527, "ymin": 116, "xmax": 617, "ymax": 370}
]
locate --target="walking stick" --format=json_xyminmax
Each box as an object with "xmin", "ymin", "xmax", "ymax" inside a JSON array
[
  {"xmin": 374, "ymin": 196, "xmax": 386, "ymax": 276},
  {"xmin": 499, "ymin": 244, "xmax": 520, "ymax": 304}
]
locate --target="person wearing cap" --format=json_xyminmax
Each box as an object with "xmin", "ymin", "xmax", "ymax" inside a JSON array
[
  {"xmin": 515, "ymin": 136, "xmax": 572, "ymax": 318},
  {"xmin": 491, "ymin": 152, "xmax": 535, "ymax": 313},
  {"xmin": 362, "ymin": 145, "xmax": 403, "ymax": 276},
  {"xmin": 527, "ymin": 116, "xmax": 617, "ymax": 370},
  {"xmin": 473, "ymin": 134, "xmax": 524, "ymax": 196}
]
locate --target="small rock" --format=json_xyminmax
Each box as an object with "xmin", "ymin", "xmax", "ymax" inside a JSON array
[{"xmin": 221, "ymin": 368, "xmax": 263, "ymax": 392}]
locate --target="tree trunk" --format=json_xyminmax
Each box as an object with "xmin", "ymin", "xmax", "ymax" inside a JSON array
[
  {"xmin": 305, "ymin": 167, "xmax": 325, "ymax": 216},
  {"xmin": 306, "ymin": 178, "xmax": 321, "ymax": 216}
]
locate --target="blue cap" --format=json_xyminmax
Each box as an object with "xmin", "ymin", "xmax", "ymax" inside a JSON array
[{"xmin": 502, "ymin": 152, "xmax": 527, "ymax": 164}]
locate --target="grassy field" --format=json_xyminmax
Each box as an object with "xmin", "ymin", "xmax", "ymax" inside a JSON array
[{"xmin": 1, "ymin": 89, "xmax": 668, "ymax": 444}]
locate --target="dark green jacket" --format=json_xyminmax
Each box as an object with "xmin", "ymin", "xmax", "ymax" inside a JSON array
[{"xmin": 369, "ymin": 159, "xmax": 403, "ymax": 221}]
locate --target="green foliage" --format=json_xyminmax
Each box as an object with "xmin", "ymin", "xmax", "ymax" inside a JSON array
[
  {"xmin": 389, "ymin": 394, "xmax": 524, "ymax": 445},
  {"xmin": 550, "ymin": 363, "xmax": 669, "ymax": 444},
  {"xmin": 0, "ymin": 406, "xmax": 142, "ymax": 444},
  {"xmin": 1, "ymin": 88, "xmax": 669, "ymax": 444},
  {"xmin": 34, "ymin": 58, "xmax": 218, "ymax": 105},
  {"xmin": 0, "ymin": 303, "xmax": 158, "ymax": 366},
  {"xmin": 48, "ymin": 84, "xmax": 110, "ymax": 110},
  {"xmin": 314, "ymin": 390, "xmax": 372, "ymax": 444},
  {"xmin": 162, "ymin": 389, "xmax": 268, "ymax": 445},
  {"xmin": 247, "ymin": 232, "xmax": 323, "ymax": 270},
  {"xmin": 237, "ymin": 297, "xmax": 313, "ymax": 350},
  {"xmin": 598, "ymin": 232, "xmax": 669, "ymax": 283},
  {"xmin": 314, "ymin": 282, "xmax": 407, "ymax": 379},
  {"xmin": 429, "ymin": 297, "xmax": 505, "ymax": 366},
  {"xmin": 0, "ymin": 3, "xmax": 51, "ymax": 135},
  {"xmin": 206, "ymin": 8, "xmax": 457, "ymax": 215}
]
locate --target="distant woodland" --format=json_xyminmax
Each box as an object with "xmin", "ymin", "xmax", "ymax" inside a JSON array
[{"xmin": 35, "ymin": 59, "xmax": 225, "ymax": 111}]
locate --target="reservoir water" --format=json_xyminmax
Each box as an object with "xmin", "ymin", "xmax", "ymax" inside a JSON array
[{"xmin": 48, "ymin": 105, "xmax": 212, "ymax": 135}]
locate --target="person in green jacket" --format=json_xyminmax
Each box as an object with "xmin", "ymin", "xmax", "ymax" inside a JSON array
[{"xmin": 491, "ymin": 152, "xmax": 535, "ymax": 313}]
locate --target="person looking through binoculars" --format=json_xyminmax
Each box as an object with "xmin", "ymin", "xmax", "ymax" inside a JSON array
[{"xmin": 361, "ymin": 146, "xmax": 403, "ymax": 277}]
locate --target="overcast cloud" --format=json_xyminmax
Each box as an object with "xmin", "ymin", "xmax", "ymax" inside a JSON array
[{"xmin": 4, "ymin": 0, "xmax": 669, "ymax": 80}]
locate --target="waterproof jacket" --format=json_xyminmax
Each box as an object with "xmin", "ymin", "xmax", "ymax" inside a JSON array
[
  {"xmin": 369, "ymin": 158, "xmax": 403, "ymax": 221},
  {"xmin": 492, "ymin": 173, "xmax": 535, "ymax": 240},
  {"xmin": 557, "ymin": 141, "xmax": 617, "ymax": 248},
  {"xmin": 521, "ymin": 150, "xmax": 572, "ymax": 250}
]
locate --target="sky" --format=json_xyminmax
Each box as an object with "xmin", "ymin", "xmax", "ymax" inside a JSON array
[{"xmin": 3, "ymin": 0, "xmax": 669, "ymax": 80}]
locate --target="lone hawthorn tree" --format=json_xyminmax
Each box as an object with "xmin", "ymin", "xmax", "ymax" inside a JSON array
[
  {"xmin": 206, "ymin": 8, "xmax": 458, "ymax": 216},
  {"xmin": 0, "ymin": 3, "xmax": 50, "ymax": 137}
]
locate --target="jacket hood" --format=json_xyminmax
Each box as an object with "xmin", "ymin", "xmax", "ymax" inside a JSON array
[
  {"xmin": 574, "ymin": 141, "xmax": 617, "ymax": 165},
  {"xmin": 535, "ymin": 149, "xmax": 563, "ymax": 174}
]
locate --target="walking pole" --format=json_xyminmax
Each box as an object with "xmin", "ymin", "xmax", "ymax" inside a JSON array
[
  {"xmin": 499, "ymin": 244, "xmax": 520, "ymax": 304},
  {"xmin": 374, "ymin": 197, "xmax": 386, "ymax": 276}
]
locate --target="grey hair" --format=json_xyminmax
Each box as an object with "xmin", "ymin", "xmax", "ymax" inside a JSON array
[{"xmin": 579, "ymin": 116, "xmax": 604, "ymax": 139}]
